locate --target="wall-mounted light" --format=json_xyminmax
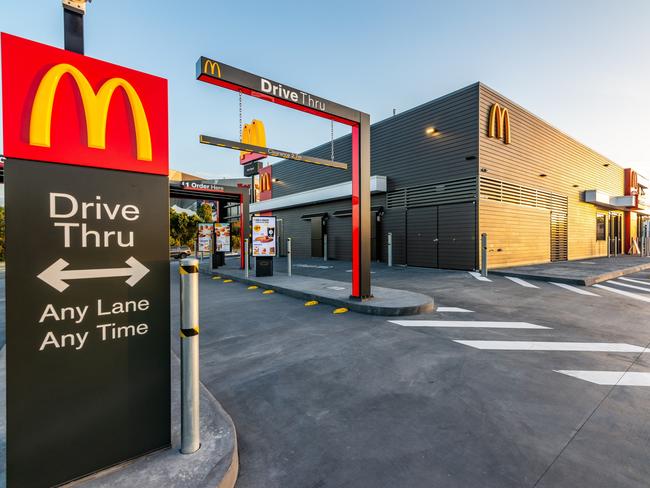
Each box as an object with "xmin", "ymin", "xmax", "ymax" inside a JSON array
[
  {"xmin": 573, "ymin": 184, "xmax": 579, "ymax": 188},
  {"xmin": 425, "ymin": 127, "xmax": 438, "ymax": 136},
  {"xmin": 480, "ymin": 167, "xmax": 488, "ymax": 173},
  {"xmin": 272, "ymin": 178, "xmax": 280, "ymax": 183},
  {"xmin": 539, "ymin": 174, "xmax": 547, "ymax": 177}
]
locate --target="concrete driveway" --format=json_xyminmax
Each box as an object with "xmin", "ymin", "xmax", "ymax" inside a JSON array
[{"xmin": 172, "ymin": 261, "xmax": 650, "ymax": 488}]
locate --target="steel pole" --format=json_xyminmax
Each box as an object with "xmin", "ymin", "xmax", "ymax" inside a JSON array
[
  {"xmin": 387, "ymin": 232, "xmax": 393, "ymax": 267},
  {"xmin": 179, "ymin": 258, "xmax": 200, "ymax": 455},
  {"xmin": 244, "ymin": 239, "xmax": 249, "ymax": 278},
  {"xmin": 287, "ymin": 238, "xmax": 292, "ymax": 277},
  {"xmin": 614, "ymin": 237, "xmax": 618, "ymax": 257},
  {"xmin": 481, "ymin": 233, "xmax": 488, "ymax": 278},
  {"xmin": 324, "ymin": 234, "xmax": 328, "ymax": 262}
]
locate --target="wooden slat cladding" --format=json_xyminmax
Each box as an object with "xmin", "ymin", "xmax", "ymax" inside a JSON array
[
  {"xmin": 480, "ymin": 200, "xmax": 551, "ymax": 268},
  {"xmin": 272, "ymin": 84, "xmax": 480, "ymax": 198},
  {"xmin": 478, "ymin": 83, "xmax": 625, "ymax": 261}
]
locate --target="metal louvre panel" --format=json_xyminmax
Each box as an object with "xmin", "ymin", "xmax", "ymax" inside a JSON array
[
  {"xmin": 551, "ymin": 212, "xmax": 568, "ymax": 261},
  {"xmin": 387, "ymin": 177, "xmax": 477, "ymax": 209},
  {"xmin": 480, "ymin": 177, "xmax": 567, "ymax": 212}
]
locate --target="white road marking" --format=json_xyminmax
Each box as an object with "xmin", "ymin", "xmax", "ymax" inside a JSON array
[
  {"xmin": 593, "ymin": 284, "xmax": 650, "ymax": 303},
  {"xmin": 550, "ymin": 282, "xmax": 599, "ymax": 296},
  {"xmin": 609, "ymin": 280, "xmax": 650, "ymax": 293},
  {"xmin": 391, "ymin": 321, "xmax": 549, "ymax": 329},
  {"xmin": 468, "ymin": 271, "xmax": 491, "ymax": 282},
  {"xmin": 619, "ymin": 277, "xmax": 650, "ymax": 285},
  {"xmin": 436, "ymin": 307, "xmax": 474, "ymax": 313},
  {"xmin": 505, "ymin": 276, "xmax": 539, "ymax": 288},
  {"xmin": 454, "ymin": 341, "xmax": 647, "ymax": 352},
  {"xmin": 326, "ymin": 286, "xmax": 346, "ymax": 291},
  {"xmin": 556, "ymin": 370, "xmax": 650, "ymax": 386}
]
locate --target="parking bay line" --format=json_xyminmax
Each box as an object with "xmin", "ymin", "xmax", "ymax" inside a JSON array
[
  {"xmin": 391, "ymin": 321, "xmax": 550, "ymax": 329},
  {"xmin": 619, "ymin": 277, "xmax": 650, "ymax": 285},
  {"xmin": 550, "ymin": 282, "xmax": 599, "ymax": 296},
  {"xmin": 454, "ymin": 341, "xmax": 648, "ymax": 352},
  {"xmin": 468, "ymin": 271, "xmax": 491, "ymax": 282},
  {"xmin": 608, "ymin": 280, "xmax": 650, "ymax": 293},
  {"xmin": 555, "ymin": 370, "xmax": 650, "ymax": 386},
  {"xmin": 505, "ymin": 276, "xmax": 539, "ymax": 288},
  {"xmin": 436, "ymin": 307, "xmax": 474, "ymax": 313},
  {"xmin": 593, "ymin": 284, "xmax": 650, "ymax": 303}
]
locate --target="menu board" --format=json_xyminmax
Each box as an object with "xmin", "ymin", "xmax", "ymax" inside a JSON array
[
  {"xmin": 214, "ymin": 223, "xmax": 231, "ymax": 252},
  {"xmin": 252, "ymin": 216, "xmax": 276, "ymax": 257},
  {"xmin": 197, "ymin": 222, "xmax": 214, "ymax": 253}
]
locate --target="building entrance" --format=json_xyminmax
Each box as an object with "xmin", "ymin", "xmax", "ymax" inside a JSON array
[{"xmin": 609, "ymin": 212, "xmax": 623, "ymax": 255}]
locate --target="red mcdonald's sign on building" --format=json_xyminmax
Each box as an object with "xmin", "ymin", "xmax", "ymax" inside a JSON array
[{"xmin": 1, "ymin": 33, "xmax": 168, "ymax": 175}]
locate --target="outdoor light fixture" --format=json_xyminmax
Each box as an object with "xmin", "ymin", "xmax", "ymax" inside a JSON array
[
  {"xmin": 425, "ymin": 127, "xmax": 438, "ymax": 136},
  {"xmin": 539, "ymin": 173, "xmax": 547, "ymax": 177},
  {"xmin": 272, "ymin": 178, "xmax": 279, "ymax": 183},
  {"xmin": 480, "ymin": 167, "xmax": 488, "ymax": 173},
  {"xmin": 603, "ymin": 163, "xmax": 610, "ymax": 167}
]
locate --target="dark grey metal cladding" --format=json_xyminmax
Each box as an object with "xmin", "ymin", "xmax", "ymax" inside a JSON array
[
  {"xmin": 272, "ymin": 83, "xmax": 480, "ymax": 197},
  {"xmin": 438, "ymin": 202, "xmax": 477, "ymax": 270},
  {"xmin": 407, "ymin": 206, "xmax": 438, "ymax": 268},
  {"xmin": 381, "ymin": 208, "xmax": 407, "ymax": 265}
]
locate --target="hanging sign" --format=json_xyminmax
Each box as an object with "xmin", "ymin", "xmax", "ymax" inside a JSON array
[{"xmin": 252, "ymin": 216, "xmax": 276, "ymax": 257}]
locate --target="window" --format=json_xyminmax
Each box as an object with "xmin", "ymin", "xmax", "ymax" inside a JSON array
[{"xmin": 596, "ymin": 214, "xmax": 606, "ymax": 241}]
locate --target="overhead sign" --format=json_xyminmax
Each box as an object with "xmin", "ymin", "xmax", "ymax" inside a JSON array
[
  {"xmin": 258, "ymin": 165, "xmax": 273, "ymax": 201},
  {"xmin": 240, "ymin": 119, "xmax": 266, "ymax": 165},
  {"xmin": 1, "ymin": 33, "xmax": 170, "ymax": 487},
  {"xmin": 180, "ymin": 180, "xmax": 225, "ymax": 192},
  {"xmin": 488, "ymin": 103, "xmax": 511, "ymax": 144},
  {"xmin": 198, "ymin": 56, "xmax": 362, "ymax": 125},
  {"xmin": 1, "ymin": 33, "xmax": 168, "ymax": 174},
  {"xmin": 200, "ymin": 135, "xmax": 348, "ymax": 170},
  {"xmin": 252, "ymin": 216, "xmax": 276, "ymax": 257}
]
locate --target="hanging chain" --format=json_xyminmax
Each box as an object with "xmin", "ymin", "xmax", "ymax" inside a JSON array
[
  {"xmin": 239, "ymin": 91, "xmax": 243, "ymax": 141},
  {"xmin": 330, "ymin": 120, "xmax": 335, "ymax": 162}
]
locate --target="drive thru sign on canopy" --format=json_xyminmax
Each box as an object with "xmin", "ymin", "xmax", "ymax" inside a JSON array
[
  {"xmin": 197, "ymin": 56, "xmax": 372, "ymax": 299},
  {"xmin": 1, "ymin": 33, "xmax": 170, "ymax": 487}
]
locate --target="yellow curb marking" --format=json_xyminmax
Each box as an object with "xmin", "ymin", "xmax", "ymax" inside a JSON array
[
  {"xmin": 248, "ymin": 285, "xmax": 259, "ymax": 290},
  {"xmin": 333, "ymin": 308, "xmax": 348, "ymax": 314},
  {"xmin": 223, "ymin": 279, "xmax": 233, "ymax": 283},
  {"xmin": 304, "ymin": 300, "xmax": 319, "ymax": 307},
  {"xmin": 262, "ymin": 289, "xmax": 274, "ymax": 294},
  {"xmin": 212, "ymin": 276, "xmax": 222, "ymax": 280}
]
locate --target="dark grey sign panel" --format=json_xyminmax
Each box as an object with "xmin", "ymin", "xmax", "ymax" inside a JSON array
[
  {"xmin": 243, "ymin": 161, "xmax": 261, "ymax": 177},
  {"xmin": 5, "ymin": 160, "xmax": 170, "ymax": 487}
]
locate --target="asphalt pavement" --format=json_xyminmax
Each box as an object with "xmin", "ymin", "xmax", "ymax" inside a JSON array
[{"xmin": 182, "ymin": 258, "xmax": 650, "ymax": 488}]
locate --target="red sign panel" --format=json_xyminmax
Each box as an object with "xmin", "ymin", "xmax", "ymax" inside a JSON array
[
  {"xmin": 258, "ymin": 165, "xmax": 272, "ymax": 201},
  {"xmin": 1, "ymin": 33, "xmax": 168, "ymax": 175}
]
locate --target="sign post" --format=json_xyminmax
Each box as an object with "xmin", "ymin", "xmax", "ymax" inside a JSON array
[{"xmin": 1, "ymin": 33, "xmax": 170, "ymax": 487}]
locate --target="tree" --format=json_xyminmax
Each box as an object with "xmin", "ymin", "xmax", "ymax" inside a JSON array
[
  {"xmin": 196, "ymin": 202, "xmax": 214, "ymax": 223},
  {"xmin": 169, "ymin": 208, "xmax": 201, "ymax": 248}
]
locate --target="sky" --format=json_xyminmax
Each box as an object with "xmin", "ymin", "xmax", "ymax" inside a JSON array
[{"xmin": 1, "ymin": 0, "xmax": 649, "ymax": 180}]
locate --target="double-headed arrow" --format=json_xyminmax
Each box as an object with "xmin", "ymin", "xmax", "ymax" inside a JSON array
[{"xmin": 37, "ymin": 257, "xmax": 150, "ymax": 292}]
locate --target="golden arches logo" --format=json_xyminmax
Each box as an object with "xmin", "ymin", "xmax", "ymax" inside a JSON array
[
  {"xmin": 203, "ymin": 60, "xmax": 221, "ymax": 77},
  {"xmin": 488, "ymin": 103, "xmax": 511, "ymax": 144},
  {"xmin": 240, "ymin": 119, "xmax": 266, "ymax": 160},
  {"xmin": 29, "ymin": 63, "xmax": 153, "ymax": 161},
  {"xmin": 259, "ymin": 172, "xmax": 272, "ymax": 193}
]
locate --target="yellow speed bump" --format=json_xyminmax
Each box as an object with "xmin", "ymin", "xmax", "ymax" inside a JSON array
[
  {"xmin": 304, "ymin": 300, "xmax": 319, "ymax": 307},
  {"xmin": 212, "ymin": 276, "xmax": 222, "ymax": 280},
  {"xmin": 223, "ymin": 279, "xmax": 233, "ymax": 283},
  {"xmin": 247, "ymin": 285, "xmax": 259, "ymax": 290},
  {"xmin": 262, "ymin": 289, "xmax": 274, "ymax": 295},
  {"xmin": 333, "ymin": 308, "xmax": 348, "ymax": 314}
]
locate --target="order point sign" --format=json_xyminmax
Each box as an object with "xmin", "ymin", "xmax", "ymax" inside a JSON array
[{"xmin": 1, "ymin": 33, "xmax": 170, "ymax": 487}]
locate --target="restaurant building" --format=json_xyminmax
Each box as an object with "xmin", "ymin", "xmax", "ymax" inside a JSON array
[{"xmin": 249, "ymin": 82, "xmax": 649, "ymax": 270}]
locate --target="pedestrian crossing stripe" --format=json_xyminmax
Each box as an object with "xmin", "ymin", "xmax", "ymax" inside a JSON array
[
  {"xmin": 555, "ymin": 370, "xmax": 650, "ymax": 386},
  {"xmin": 391, "ymin": 320, "xmax": 550, "ymax": 329},
  {"xmin": 593, "ymin": 284, "xmax": 650, "ymax": 303},
  {"xmin": 608, "ymin": 280, "xmax": 650, "ymax": 293},
  {"xmin": 454, "ymin": 340, "xmax": 647, "ymax": 352},
  {"xmin": 550, "ymin": 282, "xmax": 599, "ymax": 296},
  {"xmin": 505, "ymin": 276, "xmax": 539, "ymax": 288}
]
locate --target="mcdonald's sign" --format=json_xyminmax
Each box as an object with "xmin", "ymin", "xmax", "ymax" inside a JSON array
[
  {"xmin": 488, "ymin": 103, "xmax": 511, "ymax": 144},
  {"xmin": 1, "ymin": 33, "xmax": 168, "ymax": 175},
  {"xmin": 240, "ymin": 119, "xmax": 267, "ymax": 165},
  {"xmin": 257, "ymin": 166, "xmax": 273, "ymax": 200}
]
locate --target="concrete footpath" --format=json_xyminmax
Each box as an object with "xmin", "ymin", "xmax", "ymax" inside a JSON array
[
  {"xmin": 0, "ymin": 347, "xmax": 238, "ymax": 488},
  {"xmin": 490, "ymin": 256, "xmax": 650, "ymax": 286},
  {"xmin": 209, "ymin": 263, "xmax": 434, "ymax": 316}
]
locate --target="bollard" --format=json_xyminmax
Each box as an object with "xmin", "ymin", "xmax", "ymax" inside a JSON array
[
  {"xmin": 179, "ymin": 258, "xmax": 200, "ymax": 455},
  {"xmin": 244, "ymin": 239, "xmax": 249, "ymax": 278},
  {"xmin": 387, "ymin": 232, "xmax": 393, "ymax": 267},
  {"xmin": 614, "ymin": 236, "xmax": 618, "ymax": 257},
  {"xmin": 481, "ymin": 233, "xmax": 488, "ymax": 278},
  {"xmin": 324, "ymin": 234, "xmax": 328, "ymax": 262},
  {"xmin": 287, "ymin": 238, "xmax": 292, "ymax": 277}
]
